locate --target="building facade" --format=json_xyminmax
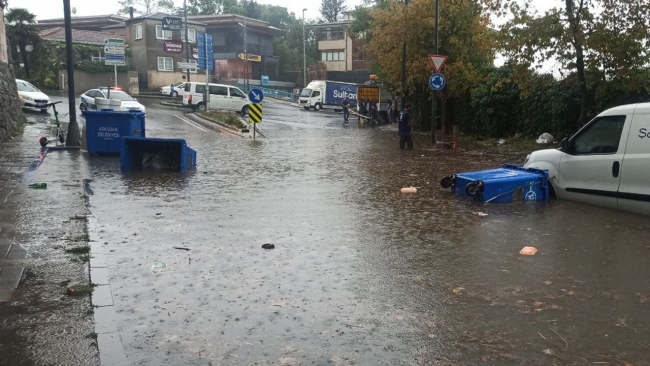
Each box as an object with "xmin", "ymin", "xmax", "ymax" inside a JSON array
[{"xmin": 312, "ymin": 12, "xmax": 369, "ymax": 72}]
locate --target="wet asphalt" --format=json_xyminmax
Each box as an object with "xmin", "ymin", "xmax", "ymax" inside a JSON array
[{"xmin": 23, "ymin": 97, "xmax": 650, "ymax": 365}]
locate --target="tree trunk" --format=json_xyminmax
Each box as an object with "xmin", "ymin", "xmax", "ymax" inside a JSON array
[{"xmin": 18, "ymin": 43, "xmax": 30, "ymax": 79}]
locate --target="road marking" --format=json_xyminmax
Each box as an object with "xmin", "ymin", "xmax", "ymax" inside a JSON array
[{"xmin": 174, "ymin": 115, "xmax": 209, "ymax": 132}]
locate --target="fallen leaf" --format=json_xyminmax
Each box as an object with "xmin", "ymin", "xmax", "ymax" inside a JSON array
[
  {"xmin": 453, "ymin": 287, "xmax": 465, "ymax": 294},
  {"xmin": 428, "ymin": 334, "xmax": 437, "ymax": 339},
  {"xmin": 567, "ymin": 291, "xmax": 575, "ymax": 296},
  {"xmin": 543, "ymin": 281, "xmax": 553, "ymax": 285}
]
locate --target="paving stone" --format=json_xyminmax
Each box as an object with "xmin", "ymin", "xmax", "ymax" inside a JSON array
[
  {"xmin": 94, "ymin": 306, "xmax": 119, "ymax": 334},
  {"xmin": 97, "ymin": 332, "xmax": 129, "ymax": 366},
  {"xmin": 0, "ymin": 289, "xmax": 13, "ymax": 302},
  {"xmin": 92, "ymin": 284, "xmax": 114, "ymax": 307},
  {"xmin": 0, "ymin": 275, "xmax": 22, "ymax": 289},
  {"xmin": 0, "ymin": 244, "xmax": 10, "ymax": 258},
  {"xmin": 91, "ymin": 267, "xmax": 109, "ymax": 285},
  {"xmin": 0, "ymin": 266, "xmax": 24, "ymax": 278}
]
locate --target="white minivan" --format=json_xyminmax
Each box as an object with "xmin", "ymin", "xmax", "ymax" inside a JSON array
[
  {"xmin": 182, "ymin": 82, "xmax": 249, "ymax": 114},
  {"xmin": 524, "ymin": 103, "xmax": 650, "ymax": 216}
]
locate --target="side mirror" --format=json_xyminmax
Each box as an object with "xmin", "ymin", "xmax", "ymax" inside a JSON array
[{"xmin": 561, "ymin": 137, "xmax": 570, "ymax": 152}]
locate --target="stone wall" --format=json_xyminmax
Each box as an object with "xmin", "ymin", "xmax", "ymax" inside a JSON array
[{"xmin": 0, "ymin": 62, "xmax": 24, "ymax": 140}]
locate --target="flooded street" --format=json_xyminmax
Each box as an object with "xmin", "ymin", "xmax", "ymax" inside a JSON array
[{"xmin": 83, "ymin": 99, "xmax": 650, "ymax": 365}]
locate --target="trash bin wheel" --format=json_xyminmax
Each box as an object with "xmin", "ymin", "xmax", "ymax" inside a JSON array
[
  {"xmin": 466, "ymin": 181, "xmax": 483, "ymax": 197},
  {"xmin": 440, "ymin": 175, "xmax": 456, "ymax": 189}
]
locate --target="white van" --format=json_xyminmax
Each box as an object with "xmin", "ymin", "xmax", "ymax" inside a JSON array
[
  {"xmin": 182, "ymin": 82, "xmax": 249, "ymax": 114},
  {"xmin": 524, "ymin": 103, "xmax": 650, "ymax": 216}
]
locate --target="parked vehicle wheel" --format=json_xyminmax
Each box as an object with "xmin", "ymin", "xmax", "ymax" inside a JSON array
[
  {"xmin": 314, "ymin": 103, "xmax": 322, "ymax": 111},
  {"xmin": 303, "ymin": 106, "xmax": 310, "ymax": 111},
  {"xmin": 241, "ymin": 105, "xmax": 249, "ymax": 116},
  {"xmin": 465, "ymin": 181, "xmax": 483, "ymax": 197},
  {"xmin": 196, "ymin": 102, "xmax": 206, "ymax": 112},
  {"xmin": 171, "ymin": 91, "xmax": 178, "ymax": 97},
  {"xmin": 440, "ymin": 175, "xmax": 456, "ymax": 189},
  {"xmin": 79, "ymin": 103, "xmax": 87, "ymax": 111}
]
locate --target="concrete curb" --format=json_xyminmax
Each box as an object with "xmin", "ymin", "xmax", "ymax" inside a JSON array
[
  {"xmin": 185, "ymin": 112, "xmax": 252, "ymax": 138},
  {"xmin": 159, "ymin": 101, "xmax": 187, "ymax": 109}
]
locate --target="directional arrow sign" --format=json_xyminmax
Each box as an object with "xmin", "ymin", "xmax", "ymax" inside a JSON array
[
  {"xmin": 429, "ymin": 55, "xmax": 448, "ymax": 73},
  {"xmin": 105, "ymin": 38, "xmax": 125, "ymax": 46},
  {"xmin": 248, "ymin": 88, "xmax": 264, "ymax": 103},
  {"xmin": 104, "ymin": 46, "xmax": 125, "ymax": 54}
]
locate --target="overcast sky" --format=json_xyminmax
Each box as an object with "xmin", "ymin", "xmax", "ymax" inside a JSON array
[{"xmin": 16, "ymin": 0, "xmax": 364, "ymax": 22}]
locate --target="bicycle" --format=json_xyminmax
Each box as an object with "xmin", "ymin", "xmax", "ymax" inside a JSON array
[{"xmin": 39, "ymin": 101, "xmax": 67, "ymax": 148}]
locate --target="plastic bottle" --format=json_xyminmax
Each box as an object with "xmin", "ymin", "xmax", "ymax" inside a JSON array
[{"xmin": 28, "ymin": 183, "xmax": 47, "ymax": 189}]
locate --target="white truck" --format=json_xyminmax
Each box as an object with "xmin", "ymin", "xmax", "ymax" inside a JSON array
[
  {"xmin": 524, "ymin": 102, "xmax": 650, "ymax": 216},
  {"xmin": 298, "ymin": 80, "xmax": 358, "ymax": 111}
]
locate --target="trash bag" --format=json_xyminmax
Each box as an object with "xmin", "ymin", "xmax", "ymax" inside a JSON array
[{"xmin": 536, "ymin": 133, "xmax": 554, "ymax": 144}]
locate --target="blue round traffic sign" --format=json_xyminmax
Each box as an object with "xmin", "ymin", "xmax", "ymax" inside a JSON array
[
  {"xmin": 248, "ymin": 88, "xmax": 264, "ymax": 103},
  {"xmin": 429, "ymin": 73, "xmax": 446, "ymax": 91}
]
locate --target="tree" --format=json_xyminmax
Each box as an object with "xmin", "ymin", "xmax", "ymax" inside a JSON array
[
  {"xmin": 320, "ymin": 0, "xmax": 347, "ymax": 22},
  {"xmin": 117, "ymin": 0, "xmax": 174, "ymax": 15},
  {"xmin": 488, "ymin": 0, "xmax": 650, "ymax": 127},
  {"xmin": 5, "ymin": 8, "xmax": 39, "ymax": 79},
  {"xmin": 181, "ymin": 0, "xmax": 238, "ymax": 15},
  {"xmin": 365, "ymin": 0, "xmax": 495, "ymax": 130},
  {"xmin": 260, "ymin": 5, "xmax": 294, "ymax": 29}
]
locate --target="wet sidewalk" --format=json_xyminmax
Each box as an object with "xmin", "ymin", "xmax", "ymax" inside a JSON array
[{"xmin": 0, "ymin": 120, "xmax": 99, "ymax": 366}]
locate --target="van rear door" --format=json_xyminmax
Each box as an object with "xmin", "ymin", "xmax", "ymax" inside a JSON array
[
  {"xmin": 618, "ymin": 109, "xmax": 650, "ymax": 215},
  {"xmin": 558, "ymin": 114, "xmax": 630, "ymax": 210}
]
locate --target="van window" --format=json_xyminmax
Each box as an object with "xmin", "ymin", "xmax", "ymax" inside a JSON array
[
  {"xmin": 229, "ymin": 87, "xmax": 246, "ymax": 98},
  {"xmin": 184, "ymin": 83, "xmax": 191, "ymax": 92},
  {"xmin": 312, "ymin": 91, "xmax": 321, "ymax": 97},
  {"xmin": 195, "ymin": 84, "xmax": 206, "ymax": 94},
  {"xmin": 573, "ymin": 115, "xmax": 626, "ymax": 155},
  {"xmin": 209, "ymin": 85, "xmax": 228, "ymax": 96}
]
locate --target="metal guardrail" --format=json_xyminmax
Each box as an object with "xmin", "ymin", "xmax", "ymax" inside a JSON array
[{"xmin": 238, "ymin": 84, "xmax": 299, "ymax": 103}]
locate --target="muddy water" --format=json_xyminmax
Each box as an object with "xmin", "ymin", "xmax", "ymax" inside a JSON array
[{"xmin": 88, "ymin": 127, "xmax": 650, "ymax": 365}]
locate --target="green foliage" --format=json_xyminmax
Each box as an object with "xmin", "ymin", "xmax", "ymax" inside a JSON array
[
  {"xmin": 117, "ymin": 0, "xmax": 174, "ymax": 15},
  {"xmin": 74, "ymin": 60, "xmax": 135, "ymax": 74},
  {"xmin": 320, "ymin": 0, "xmax": 348, "ymax": 22},
  {"xmin": 5, "ymin": 7, "xmax": 39, "ymax": 78},
  {"xmin": 27, "ymin": 43, "xmax": 59, "ymax": 90}
]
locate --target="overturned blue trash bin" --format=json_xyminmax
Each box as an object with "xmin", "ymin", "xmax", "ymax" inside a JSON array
[
  {"xmin": 441, "ymin": 164, "xmax": 549, "ymax": 203},
  {"xmin": 120, "ymin": 137, "xmax": 197, "ymax": 172},
  {"xmin": 83, "ymin": 110, "xmax": 146, "ymax": 155}
]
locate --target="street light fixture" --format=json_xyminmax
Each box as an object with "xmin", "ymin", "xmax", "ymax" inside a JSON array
[{"xmin": 302, "ymin": 8, "xmax": 307, "ymax": 88}]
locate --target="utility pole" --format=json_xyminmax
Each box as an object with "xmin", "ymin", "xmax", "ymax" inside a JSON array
[
  {"xmin": 63, "ymin": 0, "xmax": 80, "ymax": 147},
  {"xmin": 302, "ymin": 8, "xmax": 307, "ymax": 88},
  {"xmin": 400, "ymin": 0, "xmax": 409, "ymax": 110},
  {"xmin": 431, "ymin": 0, "xmax": 439, "ymax": 144},
  {"xmin": 244, "ymin": 17, "xmax": 248, "ymax": 91},
  {"xmin": 184, "ymin": 0, "xmax": 191, "ymax": 82}
]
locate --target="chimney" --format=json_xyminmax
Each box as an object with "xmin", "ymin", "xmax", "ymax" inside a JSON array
[{"xmin": 129, "ymin": 7, "xmax": 134, "ymax": 19}]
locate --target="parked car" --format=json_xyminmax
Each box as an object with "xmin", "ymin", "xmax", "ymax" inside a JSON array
[
  {"xmin": 182, "ymin": 82, "xmax": 249, "ymax": 115},
  {"xmin": 161, "ymin": 82, "xmax": 186, "ymax": 97},
  {"xmin": 524, "ymin": 102, "xmax": 650, "ymax": 216},
  {"xmin": 16, "ymin": 79, "xmax": 51, "ymax": 112},
  {"xmin": 80, "ymin": 88, "xmax": 146, "ymax": 113}
]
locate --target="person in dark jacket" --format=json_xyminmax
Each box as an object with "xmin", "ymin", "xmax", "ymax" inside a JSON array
[
  {"xmin": 398, "ymin": 104, "xmax": 413, "ymax": 150},
  {"xmin": 342, "ymin": 97, "xmax": 350, "ymax": 124},
  {"xmin": 358, "ymin": 97, "xmax": 368, "ymax": 124}
]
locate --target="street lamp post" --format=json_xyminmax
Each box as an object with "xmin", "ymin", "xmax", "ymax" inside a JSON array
[
  {"xmin": 184, "ymin": 0, "xmax": 190, "ymax": 82},
  {"xmin": 431, "ymin": 0, "xmax": 439, "ymax": 144},
  {"xmin": 400, "ymin": 0, "xmax": 410, "ymax": 110},
  {"xmin": 302, "ymin": 8, "xmax": 307, "ymax": 88}
]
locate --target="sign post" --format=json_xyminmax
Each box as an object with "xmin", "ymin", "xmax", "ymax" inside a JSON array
[
  {"xmin": 248, "ymin": 88, "xmax": 264, "ymax": 140},
  {"xmin": 104, "ymin": 38, "xmax": 125, "ymax": 96}
]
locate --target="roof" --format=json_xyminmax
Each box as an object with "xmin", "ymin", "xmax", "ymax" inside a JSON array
[
  {"xmin": 39, "ymin": 27, "xmax": 124, "ymax": 46},
  {"xmin": 37, "ymin": 14, "xmax": 127, "ymax": 29},
  {"xmin": 310, "ymin": 20, "xmax": 353, "ymax": 29},
  {"xmin": 188, "ymin": 14, "xmax": 283, "ymax": 36},
  {"xmin": 126, "ymin": 12, "xmax": 206, "ymax": 26}
]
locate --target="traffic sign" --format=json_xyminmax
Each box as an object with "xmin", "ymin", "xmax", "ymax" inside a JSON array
[
  {"xmin": 248, "ymin": 103, "xmax": 262, "ymax": 124},
  {"xmin": 104, "ymin": 46, "xmax": 125, "ymax": 54},
  {"xmin": 197, "ymin": 32, "xmax": 214, "ymax": 70},
  {"xmin": 429, "ymin": 55, "xmax": 448, "ymax": 73},
  {"xmin": 177, "ymin": 62, "xmax": 195, "ymax": 69},
  {"xmin": 248, "ymin": 88, "xmax": 264, "ymax": 103},
  {"xmin": 429, "ymin": 73, "xmax": 446, "ymax": 91},
  {"xmin": 261, "ymin": 75, "xmax": 269, "ymax": 86},
  {"xmin": 104, "ymin": 38, "xmax": 125, "ymax": 46},
  {"xmin": 105, "ymin": 54, "xmax": 125, "ymax": 66}
]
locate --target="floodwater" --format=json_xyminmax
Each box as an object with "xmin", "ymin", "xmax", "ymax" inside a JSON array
[{"xmin": 86, "ymin": 101, "xmax": 650, "ymax": 365}]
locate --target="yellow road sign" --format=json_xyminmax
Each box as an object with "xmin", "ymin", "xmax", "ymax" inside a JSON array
[{"xmin": 248, "ymin": 103, "xmax": 262, "ymax": 123}]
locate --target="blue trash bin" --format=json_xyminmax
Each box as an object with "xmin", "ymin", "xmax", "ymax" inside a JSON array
[
  {"xmin": 83, "ymin": 110, "xmax": 146, "ymax": 155},
  {"xmin": 450, "ymin": 164, "xmax": 549, "ymax": 203},
  {"xmin": 121, "ymin": 137, "xmax": 197, "ymax": 172}
]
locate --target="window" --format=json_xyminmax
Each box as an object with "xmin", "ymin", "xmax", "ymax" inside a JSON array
[
  {"xmin": 195, "ymin": 84, "xmax": 206, "ymax": 94},
  {"xmin": 209, "ymin": 85, "xmax": 227, "ymax": 96},
  {"xmin": 181, "ymin": 28, "xmax": 196, "ymax": 43},
  {"xmin": 156, "ymin": 25, "xmax": 172, "ymax": 40},
  {"xmin": 353, "ymin": 47, "xmax": 366, "ymax": 61},
  {"xmin": 319, "ymin": 28, "xmax": 345, "ymax": 41},
  {"xmin": 573, "ymin": 116, "xmax": 626, "ymax": 155},
  {"xmin": 312, "ymin": 91, "xmax": 321, "ymax": 97},
  {"xmin": 321, "ymin": 50, "xmax": 345, "ymax": 62},
  {"xmin": 157, "ymin": 57, "xmax": 173, "ymax": 72},
  {"xmin": 135, "ymin": 24, "xmax": 143, "ymax": 40},
  {"xmin": 181, "ymin": 58, "xmax": 197, "ymax": 73},
  {"xmin": 229, "ymin": 88, "xmax": 246, "ymax": 98}
]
